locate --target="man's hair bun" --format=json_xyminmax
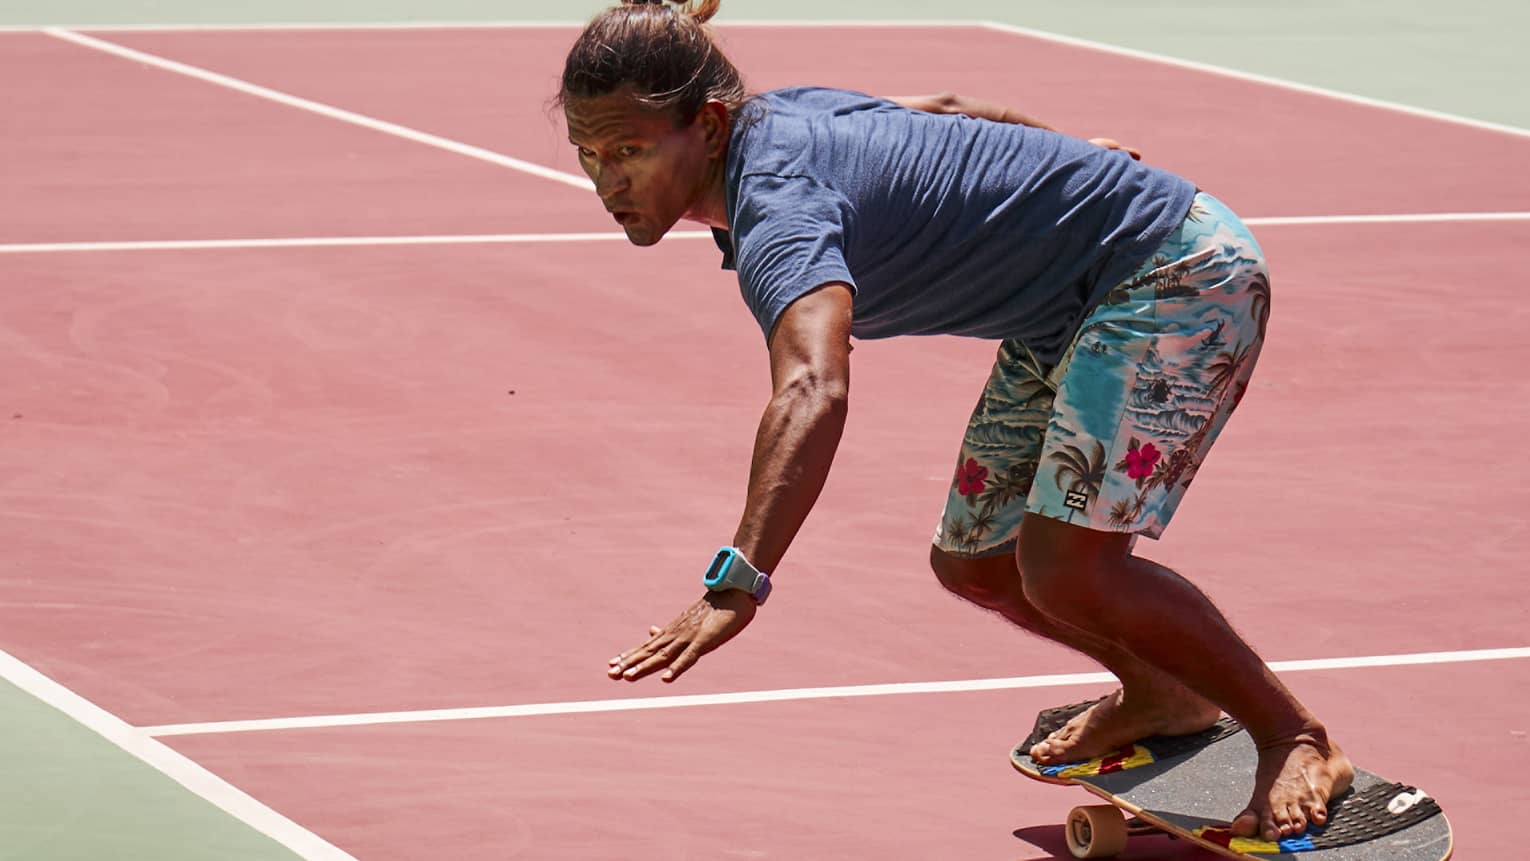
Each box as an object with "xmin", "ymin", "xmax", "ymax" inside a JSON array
[{"xmin": 619, "ymin": 0, "xmax": 721, "ymax": 25}]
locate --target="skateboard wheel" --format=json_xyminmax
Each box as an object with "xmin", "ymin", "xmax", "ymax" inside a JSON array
[{"xmin": 1065, "ymin": 805, "xmax": 1130, "ymax": 859}]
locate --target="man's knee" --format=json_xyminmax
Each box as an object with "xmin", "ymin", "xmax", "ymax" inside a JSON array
[
  {"xmin": 929, "ymin": 545, "xmax": 1023, "ymax": 610},
  {"xmin": 1016, "ymin": 516, "xmax": 1133, "ymax": 622}
]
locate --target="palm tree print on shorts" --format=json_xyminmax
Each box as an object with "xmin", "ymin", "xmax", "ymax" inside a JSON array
[{"xmin": 1048, "ymin": 440, "xmax": 1107, "ymax": 523}]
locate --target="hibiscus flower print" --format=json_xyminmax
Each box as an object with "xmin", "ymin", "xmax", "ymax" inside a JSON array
[
  {"xmin": 1115, "ymin": 439, "xmax": 1162, "ymax": 488},
  {"xmin": 957, "ymin": 457, "xmax": 989, "ymax": 499}
]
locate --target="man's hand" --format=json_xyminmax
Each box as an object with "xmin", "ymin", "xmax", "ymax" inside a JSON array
[
  {"xmin": 890, "ymin": 93, "xmax": 1145, "ymax": 159},
  {"xmin": 889, "ymin": 92, "xmax": 1053, "ymax": 130},
  {"xmin": 608, "ymin": 589, "xmax": 758, "ymax": 682},
  {"xmin": 1088, "ymin": 137, "xmax": 1142, "ymax": 160}
]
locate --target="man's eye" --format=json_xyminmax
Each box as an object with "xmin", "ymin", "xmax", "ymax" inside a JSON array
[
  {"xmin": 577, "ymin": 147, "xmax": 596, "ymax": 159},
  {"xmin": 617, "ymin": 146, "xmax": 640, "ymax": 158}
]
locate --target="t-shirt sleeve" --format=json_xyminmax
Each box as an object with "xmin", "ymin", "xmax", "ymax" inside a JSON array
[{"xmin": 730, "ymin": 173, "xmax": 857, "ymax": 341}]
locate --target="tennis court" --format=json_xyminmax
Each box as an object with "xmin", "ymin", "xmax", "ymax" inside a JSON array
[{"xmin": 2, "ymin": 3, "xmax": 1527, "ymax": 858}]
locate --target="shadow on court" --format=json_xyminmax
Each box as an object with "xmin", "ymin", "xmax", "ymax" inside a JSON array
[{"xmin": 1013, "ymin": 822, "xmax": 1219, "ymax": 859}]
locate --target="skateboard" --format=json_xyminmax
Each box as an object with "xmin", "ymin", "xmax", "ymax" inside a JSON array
[{"xmin": 1011, "ymin": 700, "xmax": 1453, "ymax": 860}]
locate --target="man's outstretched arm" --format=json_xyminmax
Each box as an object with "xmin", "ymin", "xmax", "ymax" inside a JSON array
[
  {"xmin": 733, "ymin": 282, "xmax": 854, "ymax": 572},
  {"xmin": 607, "ymin": 283, "xmax": 853, "ymax": 682},
  {"xmin": 890, "ymin": 92, "xmax": 1141, "ymax": 159},
  {"xmin": 891, "ymin": 91, "xmax": 1056, "ymax": 130}
]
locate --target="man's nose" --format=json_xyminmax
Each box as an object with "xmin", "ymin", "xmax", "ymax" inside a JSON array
[{"xmin": 593, "ymin": 163, "xmax": 629, "ymax": 200}]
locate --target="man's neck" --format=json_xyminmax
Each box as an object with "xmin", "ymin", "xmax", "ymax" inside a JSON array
[{"xmin": 686, "ymin": 156, "xmax": 730, "ymax": 230}]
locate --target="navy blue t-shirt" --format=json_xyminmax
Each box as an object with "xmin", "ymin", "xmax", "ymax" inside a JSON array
[{"xmin": 711, "ymin": 87, "xmax": 1197, "ymax": 364}]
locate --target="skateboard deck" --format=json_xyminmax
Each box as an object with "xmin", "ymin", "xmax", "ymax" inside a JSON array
[{"xmin": 1011, "ymin": 700, "xmax": 1453, "ymax": 860}]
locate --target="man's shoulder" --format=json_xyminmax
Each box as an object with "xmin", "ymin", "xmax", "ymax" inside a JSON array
[
  {"xmin": 732, "ymin": 87, "xmax": 892, "ymax": 177},
  {"xmin": 743, "ymin": 86, "xmax": 893, "ymax": 126},
  {"xmin": 748, "ymin": 86, "xmax": 888, "ymax": 117}
]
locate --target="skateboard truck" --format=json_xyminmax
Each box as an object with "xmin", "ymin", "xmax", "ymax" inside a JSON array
[{"xmin": 1065, "ymin": 806, "xmax": 1173, "ymax": 858}]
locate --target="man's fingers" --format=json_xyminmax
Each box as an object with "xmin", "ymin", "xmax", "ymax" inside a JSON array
[
  {"xmin": 661, "ymin": 642, "xmax": 705, "ymax": 682},
  {"xmin": 619, "ymin": 626, "xmax": 670, "ymax": 659},
  {"xmin": 619, "ymin": 644, "xmax": 682, "ymax": 681},
  {"xmin": 608, "ymin": 629, "xmax": 673, "ymax": 676},
  {"xmin": 608, "ymin": 646, "xmax": 653, "ymax": 678},
  {"xmin": 1087, "ymin": 137, "xmax": 1143, "ymax": 160},
  {"xmin": 609, "ymin": 635, "xmax": 660, "ymax": 665}
]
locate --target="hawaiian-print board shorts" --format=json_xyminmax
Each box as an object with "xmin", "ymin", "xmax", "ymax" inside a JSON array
[{"xmin": 933, "ymin": 192, "xmax": 1271, "ymax": 556}]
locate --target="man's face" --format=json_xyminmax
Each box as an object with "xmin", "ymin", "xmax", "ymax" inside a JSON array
[{"xmin": 564, "ymin": 90, "xmax": 712, "ymax": 247}]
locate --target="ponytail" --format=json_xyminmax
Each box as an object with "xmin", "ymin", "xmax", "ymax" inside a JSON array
[{"xmin": 620, "ymin": 0, "xmax": 721, "ymax": 25}]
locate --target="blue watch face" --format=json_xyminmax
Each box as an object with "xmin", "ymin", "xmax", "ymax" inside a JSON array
[
  {"xmin": 702, "ymin": 547, "xmax": 769, "ymax": 605},
  {"xmin": 703, "ymin": 548, "xmax": 734, "ymax": 587}
]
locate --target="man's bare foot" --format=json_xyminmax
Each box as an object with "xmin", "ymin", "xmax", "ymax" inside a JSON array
[
  {"xmin": 1029, "ymin": 687, "xmax": 1222, "ymax": 764},
  {"xmin": 1232, "ymin": 730, "xmax": 1355, "ymax": 842}
]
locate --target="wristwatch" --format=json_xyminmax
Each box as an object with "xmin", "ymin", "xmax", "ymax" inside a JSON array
[{"xmin": 703, "ymin": 546, "xmax": 772, "ymax": 605}]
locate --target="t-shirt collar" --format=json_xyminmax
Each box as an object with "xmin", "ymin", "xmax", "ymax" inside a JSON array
[{"xmin": 711, "ymin": 226, "xmax": 737, "ymax": 270}]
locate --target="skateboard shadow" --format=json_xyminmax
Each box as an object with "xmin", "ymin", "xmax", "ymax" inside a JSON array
[{"xmin": 1012, "ymin": 824, "xmax": 1221, "ymax": 860}]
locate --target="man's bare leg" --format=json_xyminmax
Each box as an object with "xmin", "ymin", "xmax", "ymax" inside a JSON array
[
  {"xmin": 1015, "ymin": 515, "xmax": 1353, "ymax": 842},
  {"xmin": 929, "ymin": 547, "xmax": 1221, "ymax": 755}
]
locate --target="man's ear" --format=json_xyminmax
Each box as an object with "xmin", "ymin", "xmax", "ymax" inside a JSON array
[{"xmin": 699, "ymin": 99, "xmax": 731, "ymax": 158}]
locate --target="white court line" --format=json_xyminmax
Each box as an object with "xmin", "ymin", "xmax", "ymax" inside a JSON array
[
  {"xmin": 0, "ymin": 649, "xmax": 358, "ymax": 860},
  {"xmin": 978, "ymin": 21, "xmax": 1530, "ymax": 141},
  {"xmin": 0, "ymin": 231, "xmax": 714, "ymax": 254},
  {"xmin": 42, "ymin": 28, "xmax": 595, "ymax": 192},
  {"xmin": 1248, "ymin": 212, "xmax": 1530, "ymax": 226},
  {"xmin": 3, "ymin": 212, "xmax": 1526, "ymax": 255},
  {"xmin": 141, "ymin": 645, "xmax": 1530, "ymax": 737}
]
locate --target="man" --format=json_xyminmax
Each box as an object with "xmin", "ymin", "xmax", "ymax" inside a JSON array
[{"xmin": 560, "ymin": 0, "xmax": 1351, "ymax": 841}]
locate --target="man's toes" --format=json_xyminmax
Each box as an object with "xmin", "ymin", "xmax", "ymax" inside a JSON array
[
  {"xmin": 1261, "ymin": 814, "xmax": 1278, "ymax": 842},
  {"xmin": 1030, "ymin": 728, "xmax": 1072, "ymax": 762},
  {"xmin": 1231, "ymin": 809, "xmax": 1260, "ymax": 838},
  {"xmin": 1269, "ymin": 803, "xmax": 1307, "ymax": 841},
  {"xmin": 1260, "ymin": 808, "xmax": 1285, "ymax": 842}
]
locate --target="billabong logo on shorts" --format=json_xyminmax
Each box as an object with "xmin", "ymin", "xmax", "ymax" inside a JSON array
[{"xmin": 1064, "ymin": 491, "xmax": 1089, "ymax": 512}]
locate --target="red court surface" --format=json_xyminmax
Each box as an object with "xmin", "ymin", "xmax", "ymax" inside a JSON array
[
  {"xmin": 0, "ymin": 32, "xmax": 602, "ymax": 242},
  {"xmin": 2, "ymin": 220, "xmax": 1528, "ymax": 723},
  {"xmin": 163, "ymin": 659, "xmax": 1529, "ymax": 860},
  {"xmin": 89, "ymin": 25, "xmax": 1530, "ymax": 216},
  {"xmin": 3, "ymin": 20, "xmax": 1528, "ymax": 861}
]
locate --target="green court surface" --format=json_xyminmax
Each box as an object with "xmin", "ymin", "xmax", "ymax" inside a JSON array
[
  {"xmin": 4, "ymin": 0, "xmax": 1528, "ymax": 130},
  {"xmin": 0, "ymin": 677, "xmax": 303, "ymax": 861}
]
